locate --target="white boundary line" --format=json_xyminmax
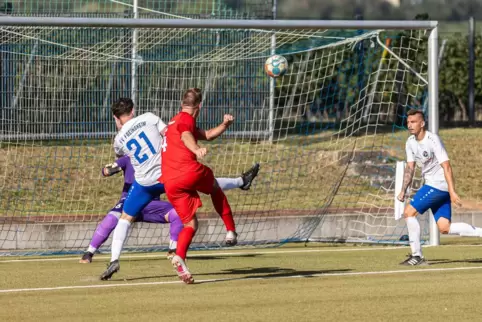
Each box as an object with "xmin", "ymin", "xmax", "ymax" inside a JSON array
[
  {"xmin": 0, "ymin": 247, "xmax": 405, "ymax": 263},
  {"xmin": 2, "ymin": 243, "xmax": 479, "ymax": 264},
  {"xmin": 2, "ymin": 265, "xmax": 482, "ymax": 294}
]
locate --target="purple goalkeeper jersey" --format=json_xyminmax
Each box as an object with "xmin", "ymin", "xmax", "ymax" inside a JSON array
[{"xmin": 115, "ymin": 155, "xmax": 135, "ymax": 198}]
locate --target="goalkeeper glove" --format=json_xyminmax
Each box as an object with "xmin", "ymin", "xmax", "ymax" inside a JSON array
[{"xmin": 102, "ymin": 162, "xmax": 122, "ymax": 177}]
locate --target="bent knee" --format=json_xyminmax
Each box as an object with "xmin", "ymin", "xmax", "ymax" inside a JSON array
[
  {"xmin": 438, "ymin": 224, "xmax": 451, "ymax": 234},
  {"xmin": 437, "ymin": 218, "xmax": 451, "ymax": 234},
  {"xmin": 439, "ymin": 223, "xmax": 450, "ymax": 234},
  {"xmin": 403, "ymin": 210, "xmax": 418, "ymax": 218},
  {"xmin": 120, "ymin": 212, "xmax": 136, "ymax": 223},
  {"xmin": 403, "ymin": 205, "xmax": 418, "ymax": 218}
]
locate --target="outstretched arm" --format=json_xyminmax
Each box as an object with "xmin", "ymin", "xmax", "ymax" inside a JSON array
[{"xmin": 197, "ymin": 114, "xmax": 234, "ymax": 141}]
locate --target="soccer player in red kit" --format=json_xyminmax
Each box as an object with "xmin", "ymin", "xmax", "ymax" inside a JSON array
[{"xmin": 160, "ymin": 88, "xmax": 240, "ymax": 284}]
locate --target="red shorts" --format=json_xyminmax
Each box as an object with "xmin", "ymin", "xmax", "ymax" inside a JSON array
[{"xmin": 163, "ymin": 165, "xmax": 215, "ymax": 224}]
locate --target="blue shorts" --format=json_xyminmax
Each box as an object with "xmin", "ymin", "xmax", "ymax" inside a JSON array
[
  {"xmin": 410, "ymin": 185, "xmax": 451, "ymax": 222},
  {"xmin": 123, "ymin": 181, "xmax": 166, "ymax": 217}
]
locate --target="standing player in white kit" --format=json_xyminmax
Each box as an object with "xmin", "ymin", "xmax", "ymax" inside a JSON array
[
  {"xmin": 397, "ymin": 109, "xmax": 482, "ymax": 266},
  {"xmin": 100, "ymin": 98, "xmax": 168, "ymax": 280}
]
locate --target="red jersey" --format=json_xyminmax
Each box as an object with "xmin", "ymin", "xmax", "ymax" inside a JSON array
[{"xmin": 160, "ymin": 111, "xmax": 203, "ymax": 182}]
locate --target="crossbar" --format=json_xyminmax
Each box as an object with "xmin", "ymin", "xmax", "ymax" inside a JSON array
[{"xmin": 0, "ymin": 17, "xmax": 438, "ymax": 29}]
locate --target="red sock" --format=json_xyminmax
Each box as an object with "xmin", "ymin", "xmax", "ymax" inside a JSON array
[
  {"xmin": 211, "ymin": 188, "xmax": 235, "ymax": 232},
  {"xmin": 176, "ymin": 226, "xmax": 195, "ymax": 260}
]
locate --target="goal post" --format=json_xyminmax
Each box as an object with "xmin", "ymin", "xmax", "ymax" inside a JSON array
[
  {"xmin": 427, "ymin": 26, "xmax": 440, "ymax": 246},
  {"xmin": 0, "ymin": 17, "xmax": 440, "ymax": 255}
]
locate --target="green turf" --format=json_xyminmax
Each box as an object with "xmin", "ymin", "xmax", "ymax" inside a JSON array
[{"xmin": 2, "ymin": 240, "xmax": 482, "ymax": 321}]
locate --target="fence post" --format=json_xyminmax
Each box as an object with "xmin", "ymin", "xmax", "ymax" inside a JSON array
[{"xmin": 469, "ymin": 17, "xmax": 476, "ymax": 126}]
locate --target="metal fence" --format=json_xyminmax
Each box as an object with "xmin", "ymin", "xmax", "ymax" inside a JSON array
[{"xmin": 0, "ymin": 0, "xmax": 276, "ymax": 140}]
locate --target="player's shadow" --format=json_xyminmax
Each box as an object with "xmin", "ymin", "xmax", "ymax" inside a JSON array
[
  {"xmin": 212, "ymin": 266, "xmax": 300, "ymax": 275},
  {"xmin": 116, "ymin": 266, "xmax": 352, "ymax": 283},
  {"xmin": 427, "ymin": 258, "xmax": 482, "ymax": 265},
  {"xmin": 195, "ymin": 266, "xmax": 353, "ymax": 284},
  {"xmin": 220, "ymin": 266, "xmax": 352, "ymax": 277}
]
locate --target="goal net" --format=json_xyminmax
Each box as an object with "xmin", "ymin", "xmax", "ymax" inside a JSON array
[{"xmin": 0, "ymin": 20, "xmax": 436, "ymax": 255}]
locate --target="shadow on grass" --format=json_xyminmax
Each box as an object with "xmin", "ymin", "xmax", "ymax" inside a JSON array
[
  {"xmin": 195, "ymin": 267, "xmax": 353, "ymax": 285},
  {"xmin": 114, "ymin": 266, "xmax": 353, "ymax": 283},
  {"xmin": 427, "ymin": 258, "xmax": 482, "ymax": 265}
]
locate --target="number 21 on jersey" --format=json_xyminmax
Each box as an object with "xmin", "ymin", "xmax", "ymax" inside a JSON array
[{"xmin": 126, "ymin": 131, "xmax": 156, "ymax": 163}]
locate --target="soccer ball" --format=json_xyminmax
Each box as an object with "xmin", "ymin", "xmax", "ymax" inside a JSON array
[{"xmin": 264, "ymin": 55, "xmax": 288, "ymax": 78}]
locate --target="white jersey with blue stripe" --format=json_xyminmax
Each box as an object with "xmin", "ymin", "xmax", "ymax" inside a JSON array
[
  {"xmin": 113, "ymin": 112, "xmax": 167, "ymax": 186},
  {"xmin": 405, "ymin": 130, "xmax": 450, "ymax": 191}
]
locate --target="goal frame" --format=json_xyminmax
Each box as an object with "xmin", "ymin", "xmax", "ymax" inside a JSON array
[{"xmin": 0, "ymin": 16, "xmax": 440, "ymax": 246}]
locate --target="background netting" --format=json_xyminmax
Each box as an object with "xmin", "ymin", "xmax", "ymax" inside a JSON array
[{"xmin": 0, "ymin": 24, "xmax": 431, "ymax": 254}]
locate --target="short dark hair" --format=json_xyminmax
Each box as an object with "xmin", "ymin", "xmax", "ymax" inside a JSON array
[
  {"xmin": 407, "ymin": 109, "xmax": 425, "ymax": 119},
  {"xmin": 182, "ymin": 88, "xmax": 202, "ymax": 107},
  {"xmin": 111, "ymin": 98, "xmax": 134, "ymax": 118}
]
